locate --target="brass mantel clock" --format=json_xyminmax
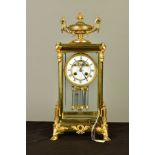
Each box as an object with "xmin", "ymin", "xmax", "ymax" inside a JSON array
[{"xmin": 51, "ymin": 13, "xmax": 111, "ymax": 143}]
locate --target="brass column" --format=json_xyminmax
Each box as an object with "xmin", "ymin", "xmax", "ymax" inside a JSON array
[
  {"xmin": 98, "ymin": 43, "xmax": 106, "ymax": 108},
  {"xmin": 56, "ymin": 42, "xmax": 63, "ymax": 116},
  {"xmin": 50, "ymin": 43, "xmax": 65, "ymax": 141},
  {"xmin": 97, "ymin": 43, "xmax": 110, "ymax": 141}
]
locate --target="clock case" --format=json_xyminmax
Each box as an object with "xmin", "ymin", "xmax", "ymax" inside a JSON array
[{"xmin": 51, "ymin": 42, "xmax": 110, "ymax": 141}]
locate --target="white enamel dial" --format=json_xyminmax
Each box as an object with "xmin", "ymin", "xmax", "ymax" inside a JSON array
[{"xmin": 65, "ymin": 54, "xmax": 97, "ymax": 86}]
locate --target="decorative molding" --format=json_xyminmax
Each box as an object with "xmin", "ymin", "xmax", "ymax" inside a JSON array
[
  {"xmin": 50, "ymin": 104, "xmax": 68, "ymax": 141},
  {"xmin": 96, "ymin": 123, "xmax": 111, "ymax": 141},
  {"xmin": 72, "ymin": 125, "xmax": 90, "ymax": 134},
  {"xmin": 56, "ymin": 42, "xmax": 62, "ymax": 63},
  {"xmin": 99, "ymin": 43, "xmax": 106, "ymax": 62}
]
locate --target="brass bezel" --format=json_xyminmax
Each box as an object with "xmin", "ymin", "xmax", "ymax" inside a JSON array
[{"xmin": 64, "ymin": 53, "xmax": 98, "ymax": 87}]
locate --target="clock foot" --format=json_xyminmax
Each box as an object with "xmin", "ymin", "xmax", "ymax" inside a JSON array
[
  {"xmin": 103, "ymin": 134, "xmax": 111, "ymax": 141},
  {"xmin": 50, "ymin": 135, "xmax": 58, "ymax": 141}
]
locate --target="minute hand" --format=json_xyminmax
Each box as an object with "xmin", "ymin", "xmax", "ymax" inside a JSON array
[{"xmin": 81, "ymin": 70, "xmax": 88, "ymax": 81}]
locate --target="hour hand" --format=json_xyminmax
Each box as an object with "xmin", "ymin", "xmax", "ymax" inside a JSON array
[
  {"xmin": 79, "ymin": 62, "xmax": 85, "ymax": 72},
  {"xmin": 79, "ymin": 66, "xmax": 82, "ymax": 72}
]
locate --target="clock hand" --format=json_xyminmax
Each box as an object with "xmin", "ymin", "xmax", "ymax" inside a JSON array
[
  {"xmin": 79, "ymin": 65, "xmax": 82, "ymax": 72},
  {"xmin": 81, "ymin": 70, "xmax": 88, "ymax": 81},
  {"xmin": 79, "ymin": 62, "xmax": 86, "ymax": 72}
]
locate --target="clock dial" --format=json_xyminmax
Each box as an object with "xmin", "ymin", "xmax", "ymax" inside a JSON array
[{"xmin": 65, "ymin": 53, "xmax": 97, "ymax": 86}]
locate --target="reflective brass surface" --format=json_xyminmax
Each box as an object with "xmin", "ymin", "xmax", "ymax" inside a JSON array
[
  {"xmin": 72, "ymin": 125, "xmax": 90, "ymax": 134},
  {"xmin": 51, "ymin": 14, "xmax": 110, "ymax": 142},
  {"xmin": 61, "ymin": 13, "xmax": 101, "ymax": 43}
]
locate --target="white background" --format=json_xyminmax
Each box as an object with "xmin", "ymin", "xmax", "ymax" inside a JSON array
[{"xmin": 0, "ymin": 0, "xmax": 155, "ymax": 155}]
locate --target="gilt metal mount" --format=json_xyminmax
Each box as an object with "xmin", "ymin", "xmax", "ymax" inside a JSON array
[{"xmin": 61, "ymin": 13, "xmax": 101, "ymax": 43}]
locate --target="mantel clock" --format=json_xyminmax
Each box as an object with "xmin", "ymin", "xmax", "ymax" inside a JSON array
[{"xmin": 51, "ymin": 13, "xmax": 110, "ymax": 142}]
